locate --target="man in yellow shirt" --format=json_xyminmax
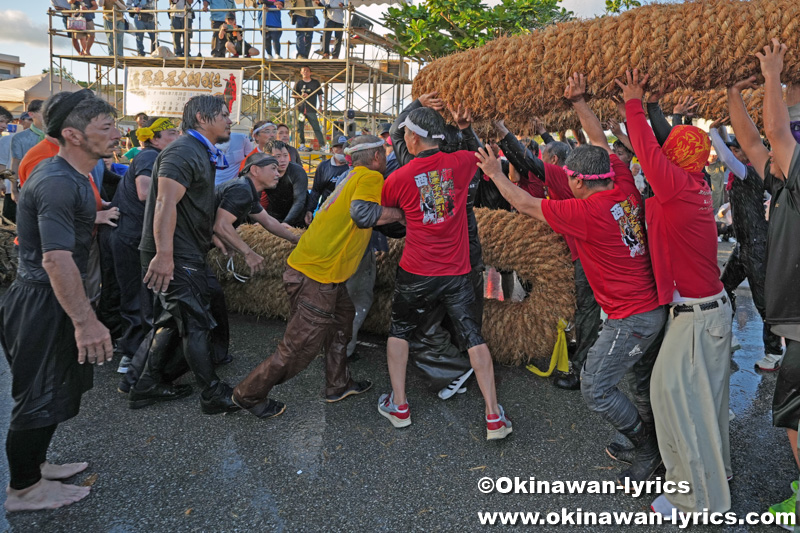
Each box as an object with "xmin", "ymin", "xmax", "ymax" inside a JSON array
[{"xmin": 233, "ymin": 135, "xmax": 405, "ymax": 419}]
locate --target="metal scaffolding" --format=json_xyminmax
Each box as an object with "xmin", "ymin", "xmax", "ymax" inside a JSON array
[{"xmin": 47, "ymin": 2, "xmax": 419, "ymax": 152}]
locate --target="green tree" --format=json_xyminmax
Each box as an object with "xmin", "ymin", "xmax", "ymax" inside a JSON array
[
  {"xmin": 382, "ymin": 0, "xmax": 572, "ymax": 60},
  {"xmin": 605, "ymin": 0, "xmax": 641, "ymax": 14}
]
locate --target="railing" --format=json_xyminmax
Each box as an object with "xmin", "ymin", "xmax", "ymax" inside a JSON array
[{"xmin": 47, "ymin": 4, "xmax": 397, "ymax": 65}]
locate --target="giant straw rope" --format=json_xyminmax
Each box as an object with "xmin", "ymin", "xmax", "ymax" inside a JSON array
[
  {"xmin": 210, "ymin": 209, "xmax": 575, "ymax": 366},
  {"xmin": 412, "ymin": 0, "xmax": 799, "ymax": 123}
]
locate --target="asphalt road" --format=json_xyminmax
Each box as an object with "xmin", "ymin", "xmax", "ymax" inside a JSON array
[{"xmin": 0, "ymin": 243, "xmax": 795, "ymax": 532}]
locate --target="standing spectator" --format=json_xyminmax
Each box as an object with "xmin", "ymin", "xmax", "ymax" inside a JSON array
[
  {"xmin": 293, "ymin": 66, "xmax": 326, "ymax": 151},
  {"xmin": 276, "ymin": 123, "xmax": 302, "ymax": 165},
  {"xmin": 202, "ymin": 0, "xmax": 235, "ymax": 57},
  {"xmin": 0, "ymin": 108, "xmax": 14, "ymax": 218},
  {"xmin": 215, "ymin": 131, "xmax": 254, "ymax": 186},
  {"xmin": 169, "ymin": 0, "xmax": 193, "ymax": 57},
  {"xmin": 127, "ymin": 0, "xmax": 155, "ymax": 56},
  {"xmin": 288, "ymin": 0, "xmax": 316, "ymax": 59},
  {"xmin": 219, "ymin": 11, "xmax": 259, "ymax": 57},
  {"xmin": 99, "ymin": 0, "xmax": 126, "ymax": 57},
  {"xmin": 8, "ymin": 101, "xmax": 46, "ymax": 223},
  {"xmin": 127, "ymin": 112, "xmax": 149, "ymax": 149},
  {"xmin": 261, "ymin": 140, "xmax": 308, "ymax": 227},
  {"xmin": 315, "ymin": 0, "xmax": 344, "ymax": 59},
  {"xmin": 0, "ymin": 89, "xmax": 117, "ymax": 513},
  {"xmin": 69, "ymin": 0, "xmax": 98, "ymax": 56},
  {"xmin": 258, "ymin": 0, "xmax": 284, "ymax": 59},
  {"xmin": 52, "ymin": 0, "xmax": 84, "ymax": 55}
]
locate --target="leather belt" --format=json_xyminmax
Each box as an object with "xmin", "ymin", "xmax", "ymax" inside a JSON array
[{"xmin": 672, "ymin": 295, "xmax": 728, "ymax": 318}]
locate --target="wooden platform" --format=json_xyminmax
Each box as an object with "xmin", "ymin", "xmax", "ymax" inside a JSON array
[{"xmin": 53, "ymin": 55, "xmax": 411, "ymax": 84}]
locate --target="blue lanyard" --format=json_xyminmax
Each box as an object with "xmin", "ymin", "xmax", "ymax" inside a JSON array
[{"xmin": 186, "ymin": 129, "xmax": 229, "ymax": 170}]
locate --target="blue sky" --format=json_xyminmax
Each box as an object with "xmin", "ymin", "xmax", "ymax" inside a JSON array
[{"xmin": 1, "ymin": 0, "xmax": 607, "ymax": 80}]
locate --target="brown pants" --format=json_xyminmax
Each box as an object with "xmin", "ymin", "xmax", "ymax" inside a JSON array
[{"xmin": 234, "ymin": 267, "xmax": 355, "ymax": 406}]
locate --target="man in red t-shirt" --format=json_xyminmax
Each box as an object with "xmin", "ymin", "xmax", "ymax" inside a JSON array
[
  {"xmin": 378, "ymin": 107, "xmax": 511, "ymax": 440},
  {"xmin": 619, "ymin": 69, "xmax": 732, "ymax": 516},
  {"xmin": 477, "ymin": 73, "xmax": 666, "ymax": 486}
]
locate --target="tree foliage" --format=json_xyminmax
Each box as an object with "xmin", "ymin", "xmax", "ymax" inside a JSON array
[
  {"xmin": 604, "ymin": 0, "xmax": 641, "ymax": 14},
  {"xmin": 382, "ymin": 0, "xmax": 572, "ymax": 60}
]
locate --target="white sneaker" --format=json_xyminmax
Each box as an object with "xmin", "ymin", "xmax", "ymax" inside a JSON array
[
  {"xmin": 267, "ymin": 53, "xmax": 274, "ymax": 59},
  {"xmin": 650, "ymin": 494, "xmax": 681, "ymax": 521},
  {"xmin": 728, "ymin": 237, "xmax": 737, "ymax": 243},
  {"xmin": 730, "ymin": 334, "xmax": 741, "ymax": 353},
  {"xmin": 438, "ymin": 368, "xmax": 474, "ymax": 400},
  {"xmin": 755, "ymin": 352, "xmax": 782, "ymax": 372},
  {"xmin": 717, "ymin": 235, "xmax": 723, "ymax": 243},
  {"xmin": 728, "ymin": 408, "xmax": 736, "ymax": 421},
  {"xmin": 117, "ymin": 355, "xmax": 132, "ymax": 374}
]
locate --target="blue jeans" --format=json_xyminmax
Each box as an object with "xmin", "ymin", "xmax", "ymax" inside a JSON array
[
  {"xmin": 134, "ymin": 16, "xmax": 156, "ymax": 55},
  {"xmin": 580, "ymin": 306, "xmax": 666, "ymax": 434},
  {"xmin": 171, "ymin": 16, "xmax": 191, "ymax": 56},
  {"xmin": 104, "ymin": 19, "xmax": 126, "ymax": 56},
  {"xmin": 294, "ymin": 16, "xmax": 314, "ymax": 58}
]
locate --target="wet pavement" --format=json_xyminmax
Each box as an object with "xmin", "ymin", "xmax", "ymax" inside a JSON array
[{"xmin": 0, "ymin": 242, "xmax": 796, "ymax": 532}]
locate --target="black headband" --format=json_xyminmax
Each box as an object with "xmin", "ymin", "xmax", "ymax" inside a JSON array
[
  {"xmin": 45, "ymin": 90, "xmax": 94, "ymax": 139},
  {"xmin": 240, "ymin": 156, "xmax": 279, "ymax": 176}
]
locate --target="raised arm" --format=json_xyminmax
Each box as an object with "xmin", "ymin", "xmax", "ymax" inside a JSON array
[
  {"xmin": 564, "ymin": 73, "xmax": 611, "ymax": 154},
  {"xmin": 728, "ymin": 77, "xmax": 771, "ymax": 179},
  {"xmin": 495, "ymin": 119, "xmax": 545, "ymax": 182},
  {"xmin": 708, "ymin": 124, "xmax": 746, "ymax": 180},
  {"xmin": 475, "ymin": 146, "xmax": 545, "ymax": 222},
  {"xmin": 390, "ymin": 93, "xmax": 440, "ymax": 167},
  {"xmin": 757, "ymin": 38, "xmax": 795, "ymax": 179}
]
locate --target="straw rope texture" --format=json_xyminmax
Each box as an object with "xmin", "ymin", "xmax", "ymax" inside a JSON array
[
  {"xmin": 412, "ymin": 0, "xmax": 797, "ymax": 127},
  {"xmin": 210, "ymin": 208, "xmax": 575, "ymax": 365}
]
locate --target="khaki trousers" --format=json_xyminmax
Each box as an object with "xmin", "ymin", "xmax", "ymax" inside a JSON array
[{"xmin": 651, "ymin": 294, "xmax": 732, "ymax": 512}]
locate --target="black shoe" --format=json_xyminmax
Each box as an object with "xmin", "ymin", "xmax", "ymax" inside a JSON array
[
  {"xmin": 616, "ymin": 423, "xmax": 662, "ymax": 487},
  {"xmin": 128, "ymin": 383, "xmax": 193, "ymax": 409},
  {"xmin": 117, "ymin": 379, "xmax": 131, "ymax": 394},
  {"xmin": 606, "ymin": 441, "xmax": 635, "ymax": 464},
  {"xmin": 325, "ymin": 380, "xmax": 372, "ymax": 403},
  {"xmin": 233, "ymin": 395, "xmax": 287, "ymax": 419},
  {"xmin": 552, "ymin": 371, "xmax": 580, "ymax": 390},
  {"xmin": 200, "ymin": 382, "xmax": 242, "ymax": 414}
]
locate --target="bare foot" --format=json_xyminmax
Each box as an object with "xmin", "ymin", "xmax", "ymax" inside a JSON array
[
  {"xmin": 4, "ymin": 479, "xmax": 90, "ymax": 512},
  {"xmin": 40, "ymin": 461, "xmax": 89, "ymax": 480}
]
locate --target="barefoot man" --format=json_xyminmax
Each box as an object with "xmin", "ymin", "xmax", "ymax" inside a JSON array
[{"xmin": 0, "ymin": 89, "xmax": 117, "ymax": 511}]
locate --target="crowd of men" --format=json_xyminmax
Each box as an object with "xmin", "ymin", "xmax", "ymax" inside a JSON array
[
  {"xmin": 0, "ymin": 35, "xmax": 799, "ymax": 529},
  {"xmin": 49, "ymin": 0, "xmax": 348, "ymax": 60}
]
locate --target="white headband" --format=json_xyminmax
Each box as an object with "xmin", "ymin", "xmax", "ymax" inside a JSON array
[
  {"xmin": 343, "ymin": 139, "xmax": 385, "ymax": 155},
  {"xmin": 253, "ymin": 122, "xmax": 276, "ymax": 136},
  {"xmin": 398, "ymin": 117, "xmax": 445, "ymax": 140}
]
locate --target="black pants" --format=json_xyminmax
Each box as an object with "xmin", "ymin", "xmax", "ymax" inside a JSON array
[
  {"xmin": 6, "ymin": 424, "xmax": 57, "ymax": 490},
  {"xmin": 573, "ymin": 259, "xmax": 601, "ymax": 370},
  {"xmin": 171, "ymin": 15, "xmax": 191, "ymax": 56},
  {"xmin": 2, "ymin": 195, "xmax": 16, "ymax": 223},
  {"xmin": 211, "ymin": 20, "xmax": 225, "ymax": 57},
  {"xmin": 772, "ymin": 338, "xmax": 800, "ymax": 429},
  {"xmin": 96, "ymin": 225, "xmax": 123, "ymax": 340},
  {"xmin": 112, "ymin": 233, "xmax": 153, "ymax": 359},
  {"xmin": 721, "ymin": 242, "xmax": 783, "ymax": 355},
  {"xmin": 322, "ymin": 20, "xmax": 343, "ymax": 58}
]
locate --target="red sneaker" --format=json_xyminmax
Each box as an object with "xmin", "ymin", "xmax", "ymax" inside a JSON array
[
  {"xmin": 486, "ymin": 405, "xmax": 512, "ymax": 440},
  {"xmin": 377, "ymin": 393, "xmax": 411, "ymax": 428}
]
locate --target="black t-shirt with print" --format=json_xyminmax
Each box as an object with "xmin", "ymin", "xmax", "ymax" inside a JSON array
[
  {"xmin": 294, "ymin": 79, "xmax": 321, "ymax": 114},
  {"xmin": 139, "ymin": 135, "xmax": 216, "ymax": 262},
  {"xmin": 114, "ymin": 146, "xmax": 159, "ymax": 240},
  {"xmin": 16, "ymin": 156, "xmax": 97, "ymax": 282},
  {"xmin": 215, "ymin": 176, "xmax": 263, "ymax": 229},
  {"xmin": 764, "ymin": 145, "xmax": 800, "ymax": 324}
]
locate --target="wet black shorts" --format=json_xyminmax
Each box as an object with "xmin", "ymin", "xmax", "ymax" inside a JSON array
[
  {"xmin": 389, "ymin": 267, "xmax": 485, "ymax": 350},
  {"xmin": 772, "ymin": 338, "xmax": 800, "ymax": 429},
  {"xmin": 0, "ymin": 280, "xmax": 93, "ymax": 431}
]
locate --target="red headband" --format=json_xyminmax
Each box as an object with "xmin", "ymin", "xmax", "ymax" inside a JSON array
[{"xmin": 563, "ymin": 167, "xmax": 616, "ymax": 181}]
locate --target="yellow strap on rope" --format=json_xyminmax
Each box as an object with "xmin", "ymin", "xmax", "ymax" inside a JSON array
[{"xmin": 526, "ymin": 318, "xmax": 570, "ymax": 377}]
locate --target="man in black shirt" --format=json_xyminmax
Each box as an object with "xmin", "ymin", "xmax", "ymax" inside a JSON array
[
  {"xmin": 214, "ymin": 153, "xmax": 300, "ymax": 273},
  {"xmin": 293, "ymin": 66, "xmax": 326, "ymax": 151},
  {"xmin": 112, "ymin": 118, "xmax": 179, "ymax": 376},
  {"xmin": 262, "ymin": 140, "xmax": 308, "ymax": 227},
  {"xmin": 305, "ymin": 134, "xmax": 349, "ymax": 224},
  {"xmin": 130, "ymin": 95, "xmax": 241, "ymax": 415},
  {"xmin": 0, "ymin": 90, "xmax": 117, "ymax": 512}
]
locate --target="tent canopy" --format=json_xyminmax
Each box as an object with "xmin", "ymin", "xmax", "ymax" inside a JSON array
[{"xmin": 0, "ymin": 73, "xmax": 86, "ymax": 115}]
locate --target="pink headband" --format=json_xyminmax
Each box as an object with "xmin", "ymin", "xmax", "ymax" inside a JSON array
[{"xmin": 563, "ymin": 166, "xmax": 616, "ymax": 181}]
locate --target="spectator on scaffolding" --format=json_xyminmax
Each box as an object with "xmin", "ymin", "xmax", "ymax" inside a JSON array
[
  {"xmin": 127, "ymin": 0, "xmax": 156, "ymax": 56},
  {"xmin": 98, "ymin": 0, "xmax": 127, "ymax": 57},
  {"xmin": 68, "ymin": 0, "xmax": 98, "ymax": 56},
  {"xmin": 169, "ymin": 0, "xmax": 194, "ymax": 57},
  {"xmin": 293, "ymin": 66, "xmax": 326, "ymax": 151},
  {"xmin": 314, "ymin": 0, "xmax": 345, "ymax": 59},
  {"xmin": 276, "ymin": 123, "xmax": 302, "ymax": 165},
  {"xmin": 219, "ymin": 11, "xmax": 259, "ymax": 57},
  {"xmin": 258, "ymin": 0, "xmax": 284, "ymax": 59},
  {"xmin": 51, "ymin": 0, "xmax": 83, "ymax": 56},
  {"xmin": 288, "ymin": 0, "xmax": 317, "ymax": 59},
  {"xmin": 203, "ymin": 0, "xmax": 235, "ymax": 57}
]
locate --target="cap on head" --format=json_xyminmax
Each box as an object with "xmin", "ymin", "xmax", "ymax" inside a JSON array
[{"xmin": 332, "ymin": 135, "xmax": 348, "ymax": 147}]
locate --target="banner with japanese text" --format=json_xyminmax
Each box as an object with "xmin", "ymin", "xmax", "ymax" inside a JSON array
[{"xmin": 124, "ymin": 67, "xmax": 244, "ymax": 121}]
